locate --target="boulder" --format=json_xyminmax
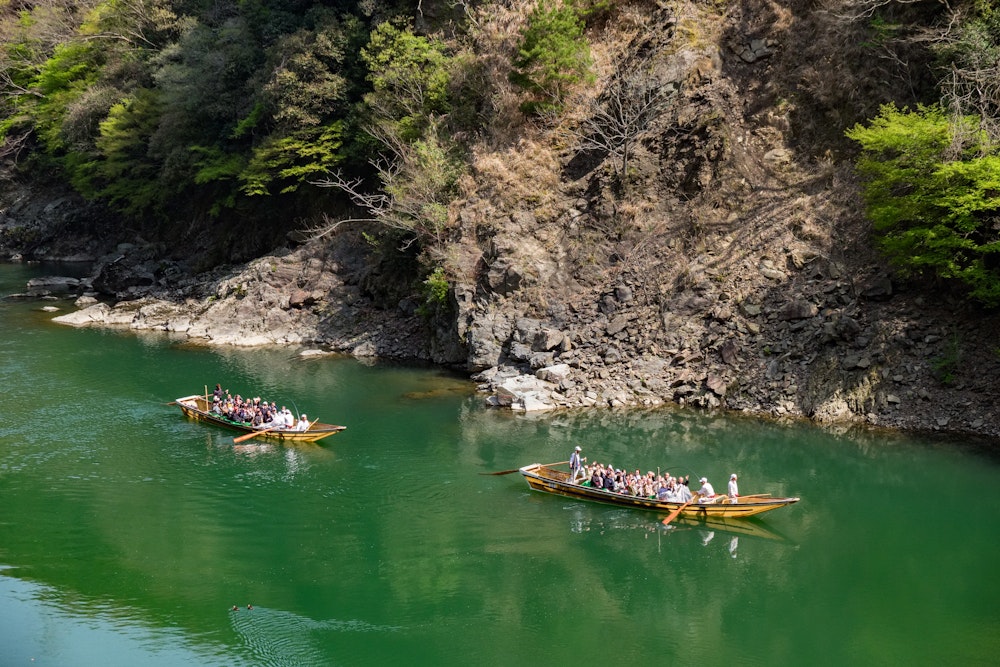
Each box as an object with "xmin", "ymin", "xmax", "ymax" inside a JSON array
[
  {"xmin": 92, "ymin": 256, "xmax": 155, "ymax": 296},
  {"xmin": 606, "ymin": 314, "xmax": 631, "ymax": 335},
  {"xmin": 495, "ymin": 374, "xmax": 558, "ymax": 412},
  {"xmin": 778, "ymin": 299, "xmax": 818, "ymax": 321},
  {"xmin": 533, "ymin": 326, "xmax": 566, "ymax": 352},
  {"xmin": 719, "ymin": 339, "xmax": 739, "ymax": 365},
  {"xmin": 705, "ymin": 373, "xmax": 728, "ymax": 396},
  {"xmin": 536, "ymin": 363, "xmax": 572, "ymax": 384},
  {"xmin": 26, "ymin": 276, "xmax": 80, "ymax": 292},
  {"xmin": 52, "ymin": 303, "xmax": 113, "ymax": 326}
]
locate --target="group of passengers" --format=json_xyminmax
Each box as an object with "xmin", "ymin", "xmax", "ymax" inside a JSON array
[
  {"xmin": 568, "ymin": 446, "xmax": 740, "ymax": 503},
  {"xmin": 211, "ymin": 384, "xmax": 311, "ymax": 431}
]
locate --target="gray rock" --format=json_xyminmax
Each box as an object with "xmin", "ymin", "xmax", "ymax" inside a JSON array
[
  {"xmin": 862, "ymin": 275, "xmax": 893, "ymax": 300},
  {"xmin": 26, "ymin": 276, "xmax": 80, "ymax": 291},
  {"xmin": 606, "ymin": 315, "xmax": 631, "ymax": 336},
  {"xmin": 614, "ymin": 285, "xmax": 634, "ymax": 303},
  {"xmin": 508, "ymin": 341, "xmax": 532, "ymax": 362},
  {"xmin": 74, "ymin": 295, "xmax": 99, "ymax": 307},
  {"xmin": 778, "ymin": 299, "xmax": 818, "ymax": 321},
  {"xmin": 52, "ymin": 303, "xmax": 112, "ymax": 326},
  {"xmin": 536, "ymin": 363, "xmax": 572, "ymax": 383},
  {"xmin": 534, "ymin": 326, "xmax": 565, "ymax": 352},
  {"xmin": 705, "ymin": 374, "xmax": 727, "ymax": 396},
  {"xmin": 719, "ymin": 339, "xmax": 739, "ymax": 365}
]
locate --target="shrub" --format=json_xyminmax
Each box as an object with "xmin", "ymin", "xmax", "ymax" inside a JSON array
[
  {"xmin": 847, "ymin": 103, "xmax": 1000, "ymax": 307},
  {"xmin": 509, "ymin": 0, "xmax": 593, "ymax": 114}
]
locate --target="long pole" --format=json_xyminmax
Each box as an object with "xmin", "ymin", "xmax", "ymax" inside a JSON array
[{"xmin": 480, "ymin": 460, "xmax": 570, "ymax": 476}]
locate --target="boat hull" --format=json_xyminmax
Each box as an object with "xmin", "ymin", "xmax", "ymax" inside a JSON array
[
  {"xmin": 175, "ymin": 395, "xmax": 345, "ymax": 443},
  {"xmin": 519, "ymin": 463, "xmax": 798, "ymax": 519}
]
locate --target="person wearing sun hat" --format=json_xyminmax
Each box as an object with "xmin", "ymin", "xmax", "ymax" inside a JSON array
[
  {"xmin": 296, "ymin": 413, "xmax": 311, "ymax": 431},
  {"xmin": 728, "ymin": 473, "xmax": 740, "ymax": 503},
  {"xmin": 569, "ymin": 446, "xmax": 586, "ymax": 483},
  {"xmin": 696, "ymin": 476, "xmax": 716, "ymax": 503}
]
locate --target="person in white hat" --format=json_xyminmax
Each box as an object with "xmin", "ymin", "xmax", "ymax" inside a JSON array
[
  {"xmin": 569, "ymin": 446, "xmax": 587, "ymax": 484},
  {"xmin": 296, "ymin": 413, "xmax": 310, "ymax": 431},
  {"xmin": 728, "ymin": 473, "xmax": 739, "ymax": 503},
  {"xmin": 696, "ymin": 476, "xmax": 716, "ymax": 503}
]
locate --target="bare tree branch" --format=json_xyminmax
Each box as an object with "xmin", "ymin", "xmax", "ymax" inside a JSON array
[{"xmin": 565, "ymin": 55, "xmax": 676, "ymax": 183}]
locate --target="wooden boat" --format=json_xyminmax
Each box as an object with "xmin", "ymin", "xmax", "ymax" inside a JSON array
[
  {"xmin": 175, "ymin": 394, "xmax": 346, "ymax": 443},
  {"xmin": 519, "ymin": 463, "xmax": 798, "ymax": 519}
]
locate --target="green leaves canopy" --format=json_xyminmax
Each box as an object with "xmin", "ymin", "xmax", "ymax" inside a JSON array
[{"xmin": 847, "ymin": 103, "xmax": 1000, "ymax": 306}]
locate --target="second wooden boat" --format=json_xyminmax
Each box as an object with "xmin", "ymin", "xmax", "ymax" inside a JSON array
[{"xmin": 519, "ymin": 463, "xmax": 798, "ymax": 519}]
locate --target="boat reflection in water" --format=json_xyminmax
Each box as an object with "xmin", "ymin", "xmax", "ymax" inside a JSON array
[{"xmin": 564, "ymin": 509, "xmax": 788, "ymax": 542}]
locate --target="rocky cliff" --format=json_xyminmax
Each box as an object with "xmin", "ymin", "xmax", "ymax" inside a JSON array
[{"xmin": 3, "ymin": 0, "xmax": 999, "ymax": 441}]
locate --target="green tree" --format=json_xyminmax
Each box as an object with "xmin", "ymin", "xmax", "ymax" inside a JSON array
[
  {"xmin": 509, "ymin": 0, "xmax": 593, "ymax": 114},
  {"xmin": 237, "ymin": 11, "xmax": 351, "ymax": 196},
  {"xmin": 847, "ymin": 103, "xmax": 1000, "ymax": 306},
  {"xmin": 315, "ymin": 118, "xmax": 461, "ymax": 246},
  {"xmin": 360, "ymin": 20, "xmax": 451, "ymax": 142},
  {"xmin": 73, "ymin": 87, "xmax": 163, "ymax": 215}
]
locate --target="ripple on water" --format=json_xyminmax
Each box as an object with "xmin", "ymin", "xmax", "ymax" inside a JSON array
[{"xmin": 229, "ymin": 605, "xmax": 402, "ymax": 666}]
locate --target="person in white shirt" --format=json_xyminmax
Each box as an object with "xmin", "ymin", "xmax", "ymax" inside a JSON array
[
  {"xmin": 675, "ymin": 478, "xmax": 693, "ymax": 503},
  {"xmin": 728, "ymin": 473, "xmax": 739, "ymax": 503},
  {"xmin": 296, "ymin": 414, "xmax": 311, "ymax": 431},
  {"xmin": 569, "ymin": 446, "xmax": 586, "ymax": 483},
  {"xmin": 697, "ymin": 476, "xmax": 716, "ymax": 503}
]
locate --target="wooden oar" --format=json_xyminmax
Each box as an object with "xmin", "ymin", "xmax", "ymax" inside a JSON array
[
  {"xmin": 661, "ymin": 499, "xmax": 693, "ymax": 526},
  {"xmin": 479, "ymin": 460, "xmax": 570, "ymax": 476},
  {"xmin": 233, "ymin": 424, "xmax": 281, "ymax": 444}
]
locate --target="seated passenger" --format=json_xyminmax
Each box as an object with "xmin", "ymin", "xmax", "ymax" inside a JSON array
[
  {"xmin": 675, "ymin": 480, "xmax": 693, "ymax": 504},
  {"xmin": 696, "ymin": 477, "xmax": 716, "ymax": 504}
]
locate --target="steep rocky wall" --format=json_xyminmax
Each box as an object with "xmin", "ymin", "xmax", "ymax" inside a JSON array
[{"xmin": 439, "ymin": 1, "xmax": 1000, "ymax": 438}]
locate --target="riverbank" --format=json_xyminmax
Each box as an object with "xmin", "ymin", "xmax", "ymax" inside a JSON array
[{"xmin": 9, "ymin": 227, "xmax": 998, "ymax": 444}]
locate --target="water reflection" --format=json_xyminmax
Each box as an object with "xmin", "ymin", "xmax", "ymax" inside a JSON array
[
  {"xmin": 0, "ymin": 569, "xmax": 235, "ymax": 667},
  {"xmin": 557, "ymin": 503, "xmax": 790, "ymax": 550}
]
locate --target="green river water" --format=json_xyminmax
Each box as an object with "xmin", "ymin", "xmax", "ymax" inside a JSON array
[{"xmin": 1, "ymin": 262, "xmax": 998, "ymax": 666}]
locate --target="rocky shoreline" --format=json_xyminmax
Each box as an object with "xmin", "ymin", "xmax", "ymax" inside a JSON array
[{"xmin": 12, "ymin": 231, "xmax": 999, "ymax": 445}]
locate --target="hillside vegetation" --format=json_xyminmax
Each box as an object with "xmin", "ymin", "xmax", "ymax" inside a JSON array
[{"xmin": 3, "ymin": 0, "xmax": 1000, "ymax": 435}]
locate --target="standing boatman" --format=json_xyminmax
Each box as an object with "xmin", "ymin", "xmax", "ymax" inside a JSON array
[
  {"xmin": 569, "ymin": 446, "xmax": 586, "ymax": 483},
  {"xmin": 728, "ymin": 473, "xmax": 740, "ymax": 503}
]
